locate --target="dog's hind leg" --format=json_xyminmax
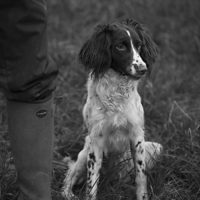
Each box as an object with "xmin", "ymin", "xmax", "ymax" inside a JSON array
[
  {"xmin": 86, "ymin": 138, "xmax": 103, "ymax": 200},
  {"xmin": 144, "ymin": 141, "xmax": 163, "ymax": 169},
  {"xmin": 62, "ymin": 136, "xmax": 90, "ymax": 199}
]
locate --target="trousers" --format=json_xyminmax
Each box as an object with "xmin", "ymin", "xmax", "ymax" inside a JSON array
[{"xmin": 0, "ymin": 0, "xmax": 58, "ymax": 103}]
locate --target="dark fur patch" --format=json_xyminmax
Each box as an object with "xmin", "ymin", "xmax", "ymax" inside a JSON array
[
  {"xmin": 89, "ymin": 153, "xmax": 96, "ymax": 162},
  {"xmin": 87, "ymin": 160, "xmax": 94, "ymax": 169},
  {"xmin": 138, "ymin": 160, "xmax": 143, "ymax": 166},
  {"xmin": 88, "ymin": 171, "xmax": 91, "ymax": 178},
  {"xmin": 79, "ymin": 25, "xmax": 112, "ymax": 79},
  {"xmin": 135, "ymin": 141, "xmax": 142, "ymax": 148},
  {"xmin": 142, "ymin": 169, "xmax": 147, "ymax": 176},
  {"xmin": 141, "ymin": 148, "xmax": 144, "ymax": 154},
  {"xmin": 99, "ymin": 133, "xmax": 103, "ymax": 137}
]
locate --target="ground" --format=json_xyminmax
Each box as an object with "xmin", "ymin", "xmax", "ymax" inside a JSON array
[{"xmin": 0, "ymin": 0, "xmax": 200, "ymax": 199}]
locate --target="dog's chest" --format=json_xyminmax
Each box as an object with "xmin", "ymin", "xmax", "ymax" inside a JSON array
[{"xmin": 83, "ymin": 72, "xmax": 144, "ymax": 133}]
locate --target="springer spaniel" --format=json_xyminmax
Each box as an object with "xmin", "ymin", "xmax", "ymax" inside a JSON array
[{"xmin": 62, "ymin": 19, "xmax": 162, "ymax": 200}]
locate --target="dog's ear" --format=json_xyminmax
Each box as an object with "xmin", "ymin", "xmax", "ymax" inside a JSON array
[
  {"xmin": 79, "ymin": 25, "xmax": 112, "ymax": 79},
  {"xmin": 123, "ymin": 19, "xmax": 158, "ymax": 73}
]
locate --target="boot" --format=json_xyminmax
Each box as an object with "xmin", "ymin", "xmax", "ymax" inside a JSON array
[{"xmin": 7, "ymin": 98, "xmax": 54, "ymax": 200}]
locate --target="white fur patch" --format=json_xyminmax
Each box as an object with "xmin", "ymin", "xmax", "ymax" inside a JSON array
[{"xmin": 126, "ymin": 30, "xmax": 146, "ymax": 75}]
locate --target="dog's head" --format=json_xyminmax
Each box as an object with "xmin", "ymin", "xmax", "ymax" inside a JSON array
[{"xmin": 79, "ymin": 19, "xmax": 158, "ymax": 80}]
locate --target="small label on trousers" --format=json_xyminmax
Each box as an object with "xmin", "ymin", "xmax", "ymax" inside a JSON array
[{"xmin": 36, "ymin": 109, "xmax": 47, "ymax": 118}]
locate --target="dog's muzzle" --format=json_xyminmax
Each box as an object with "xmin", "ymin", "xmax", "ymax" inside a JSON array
[{"xmin": 133, "ymin": 63, "xmax": 147, "ymax": 76}]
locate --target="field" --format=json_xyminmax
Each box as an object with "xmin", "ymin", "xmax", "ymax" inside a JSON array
[{"xmin": 0, "ymin": 0, "xmax": 200, "ymax": 199}]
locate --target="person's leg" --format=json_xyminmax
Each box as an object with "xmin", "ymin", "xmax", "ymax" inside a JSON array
[
  {"xmin": 7, "ymin": 99, "xmax": 54, "ymax": 200},
  {"xmin": 0, "ymin": 1, "xmax": 58, "ymax": 199}
]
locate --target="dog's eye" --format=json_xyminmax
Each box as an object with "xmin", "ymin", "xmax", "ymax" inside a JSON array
[{"xmin": 115, "ymin": 44, "xmax": 127, "ymax": 51}]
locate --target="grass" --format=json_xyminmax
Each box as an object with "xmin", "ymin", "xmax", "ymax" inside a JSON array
[{"xmin": 1, "ymin": 0, "xmax": 200, "ymax": 199}]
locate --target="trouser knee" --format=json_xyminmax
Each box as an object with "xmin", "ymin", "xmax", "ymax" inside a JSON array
[
  {"xmin": 0, "ymin": 0, "xmax": 58, "ymax": 103},
  {"xmin": 5, "ymin": 56, "xmax": 58, "ymax": 103}
]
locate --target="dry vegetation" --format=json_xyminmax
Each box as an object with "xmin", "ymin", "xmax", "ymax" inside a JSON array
[{"xmin": 0, "ymin": 0, "xmax": 200, "ymax": 199}]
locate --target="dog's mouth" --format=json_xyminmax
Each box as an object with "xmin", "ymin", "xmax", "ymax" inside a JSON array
[
  {"xmin": 113, "ymin": 66, "xmax": 146, "ymax": 80},
  {"xmin": 120, "ymin": 64, "xmax": 147, "ymax": 80},
  {"xmin": 122, "ymin": 71, "xmax": 145, "ymax": 80},
  {"xmin": 134, "ymin": 70, "xmax": 147, "ymax": 79}
]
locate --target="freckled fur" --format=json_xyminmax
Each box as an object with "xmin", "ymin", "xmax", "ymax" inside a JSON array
[
  {"xmin": 62, "ymin": 19, "xmax": 162, "ymax": 200},
  {"xmin": 83, "ymin": 69, "xmax": 144, "ymax": 154}
]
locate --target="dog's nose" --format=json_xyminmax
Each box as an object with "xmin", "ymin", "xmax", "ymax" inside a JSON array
[{"xmin": 133, "ymin": 63, "xmax": 147, "ymax": 75}]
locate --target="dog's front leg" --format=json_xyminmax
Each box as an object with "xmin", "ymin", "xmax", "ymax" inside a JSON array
[
  {"xmin": 62, "ymin": 136, "xmax": 91, "ymax": 199},
  {"xmin": 86, "ymin": 138, "xmax": 103, "ymax": 200},
  {"xmin": 131, "ymin": 128, "xmax": 148, "ymax": 200}
]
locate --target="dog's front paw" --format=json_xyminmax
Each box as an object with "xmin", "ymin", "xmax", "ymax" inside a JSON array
[
  {"xmin": 140, "ymin": 193, "xmax": 148, "ymax": 200},
  {"xmin": 85, "ymin": 194, "xmax": 97, "ymax": 200},
  {"xmin": 62, "ymin": 156, "xmax": 78, "ymax": 199},
  {"xmin": 62, "ymin": 190, "xmax": 79, "ymax": 200},
  {"xmin": 62, "ymin": 177, "xmax": 78, "ymax": 200}
]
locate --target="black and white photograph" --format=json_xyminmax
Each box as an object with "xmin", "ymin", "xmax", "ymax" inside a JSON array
[{"xmin": 0, "ymin": 0, "xmax": 199, "ymax": 200}]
